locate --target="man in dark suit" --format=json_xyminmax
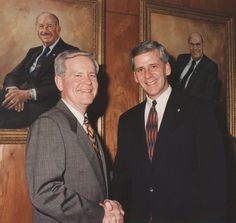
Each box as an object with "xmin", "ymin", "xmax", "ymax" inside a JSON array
[
  {"xmin": 111, "ymin": 40, "xmax": 225, "ymax": 222},
  {"xmin": 26, "ymin": 50, "xmax": 124, "ymax": 222},
  {"xmin": 172, "ymin": 32, "xmax": 218, "ymax": 102},
  {"xmin": 0, "ymin": 12, "xmax": 78, "ymax": 128}
]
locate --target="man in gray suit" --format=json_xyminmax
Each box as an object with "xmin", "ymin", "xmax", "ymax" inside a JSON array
[{"xmin": 26, "ymin": 50, "xmax": 124, "ymax": 222}]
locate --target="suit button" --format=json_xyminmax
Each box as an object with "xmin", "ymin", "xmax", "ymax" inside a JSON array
[{"xmin": 149, "ymin": 187, "xmax": 154, "ymax": 192}]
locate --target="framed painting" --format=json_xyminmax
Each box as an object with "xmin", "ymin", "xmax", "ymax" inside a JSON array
[
  {"xmin": 0, "ymin": 0, "xmax": 104, "ymax": 143},
  {"xmin": 140, "ymin": 0, "xmax": 235, "ymax": 137}
]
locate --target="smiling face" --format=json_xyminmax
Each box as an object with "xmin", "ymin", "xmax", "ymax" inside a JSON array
[
  {"xmin": 55, "ymin": 55, "xmax": 98, "ymax": 114},
  {"xmin": 36, "ymin": 13, "xmax": 61, "ymax": 47},
  {"xmin": 188, "ymin": 33, "xmax": 204, "ymax": 61},
  {"xmin": 133, "ymin": 49, "xmax": 171, "ymax": 99}
]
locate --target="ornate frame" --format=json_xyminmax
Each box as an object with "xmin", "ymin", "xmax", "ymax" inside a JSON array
[
  {"xmin": 140, "ymin": 0, "xmax": 235, "ymax": 137},
  {"xmin": 0, "ymin": 0, "xmax": 104, "ymax": 143}
]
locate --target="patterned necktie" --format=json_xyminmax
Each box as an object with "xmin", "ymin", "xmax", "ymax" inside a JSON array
[
  {"xmin": 83, "ymin": 116, "xmax": 101, "ymax": 159},
  {"xmin": 84, "ymin": 116, "xmax": 106, "ymax": 187},
  {"xmin": 146, "ymin": 100, "xmax": 158, "ymax": 161},
  {"xmin": 30, "ymin": 47, "xmax": 50, "ymax": 78},
  {"xmin": 180, "ymin": 60, "xmax": 196, "ymax": 89}
]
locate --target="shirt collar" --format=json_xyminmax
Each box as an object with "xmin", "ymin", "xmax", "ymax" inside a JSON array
[
  {"xmin": 62, "ymin": 98, "xmax": 84, "ymax": 126},
  {"xmin": 146, "ymin": 85, "xmax": 172, "ymax": 106},
  {"xmin": 190, "ymin": 56, "xmax": 202, "ymax": 66},
  {"xmin": 43, "ymin": 37, "xmax": 61, "ymax": 52}
]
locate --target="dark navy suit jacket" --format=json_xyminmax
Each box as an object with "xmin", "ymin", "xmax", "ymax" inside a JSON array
[
  {"xmin": 0, "ymin": 38, "xmax": 78, "ymax": 128},
  {"xmin": 111, "ymin": 90, "xmax": 226, "ymax": 223},
  {"xmin": 172, "ymin": 54, "xmax": 218, "ymax": 102}
]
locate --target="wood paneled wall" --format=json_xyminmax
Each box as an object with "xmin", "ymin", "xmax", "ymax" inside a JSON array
[
  {"xmin": 105, "ymin": 0, "xmax": 236, "ymax": 222},
  {"xmin": 105, "ymin": 0, "xmax": 140, "ymax": 160},
  {"xmin": 0, "ymin": 145, "xmax": 32, "ymax": 223},
  {"xmin": 0, "ymin": 0, "xmax": 236, "ymax": 222},
  {"xmin": 104, "ymin": 0, "xmax": 236, "ymax": 161}
]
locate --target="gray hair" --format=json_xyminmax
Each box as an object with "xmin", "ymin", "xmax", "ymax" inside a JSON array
[
  {"xmin": 130, "ymin": 40, "xmax": 169, "ymax": 71},
  {"xmin": 35, "ymin": 12, "xmax": 60, "ymax": 26},
  {"xmin": 54, "ymin": 49, "xmax": 99, "ymax": 76}
]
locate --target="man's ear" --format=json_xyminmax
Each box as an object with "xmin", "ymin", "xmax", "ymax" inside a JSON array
[
  {"xmin": 55, "ymin": 75, "xmax": 63, "ymax": 91},
  {"xmin": 165, "ymin": 62, "xmax": 171, "ymax": 76},
  {"xmin": 57, "ymin": 25, "xmax": 61, "ymax": 34},
  {"xmin": 133, "ymin": 72, "xmax": 139, "ymax": 83}
]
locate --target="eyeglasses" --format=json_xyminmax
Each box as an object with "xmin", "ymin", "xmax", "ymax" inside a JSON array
[{"xmin": 189, "ymin": 42, "xmax": 202, "ymax": 48}]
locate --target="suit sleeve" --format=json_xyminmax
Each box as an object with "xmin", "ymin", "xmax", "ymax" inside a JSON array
[
  {"xmin": 110, "ymin": 115, "xmax": 132, "ymax": 213},
  {"xmin": 26, "ymin": 117, "xmax": 104, "ymax": 222},
  {"xmin": 3, "ymin": 50, "xmax": 32, "ymax": 88}
]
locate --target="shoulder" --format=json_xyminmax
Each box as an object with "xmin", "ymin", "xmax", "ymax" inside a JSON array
[
  {"xmin": 184, "ymin": 96, "xmax": 214, "ymax": 118},
  {"xmin": 56, "ymin": 38, "xmax": 79, "ymax": 51},
  {"xmin": 119, "ymin": 102, "xmax": 145, "ymax": 122},
  {"xmin": 177, "ymin": 53, "xmax": 190, "ymax": 60},
  {"xmin": 171, "ymin": 89, "xmax": 214, "ymax": 115},
  {"xmin": 27, "ymin": 46, "xmax": 42, "ymax": 54},
  {"xmin": 176, "ymin": 54, "xmax": 190, "ymax": 65},
  {"xmin": 32, "ymin": 101, "xmax": 77, "ymax": 131},
  {"xmin": 202, "ymin": 55, "xmax": 218, "ymax": 67}
]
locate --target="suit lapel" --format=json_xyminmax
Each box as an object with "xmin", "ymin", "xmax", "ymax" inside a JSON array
[
  {"xmin": 186, "ymin": 55, "xmax": 206, "ymax": 90},
  {"xmin": 35, "ymin": 39, "xmax": 65, "ymax": 80},
  {"xmin": 35, "ymin": 50, "xmax": 56, "ymax": 80},
  {"xmin": 179, "ymin": 55, "xmax": 191, "ymax": 74},
  {"xmin": 152, "ymin": 90, "xmax": 184, "ymax": 160},
  {"xmin": 56, "ymin": 100, "xmax": 107, "ymax": 196},
  {"xmin": 135, "ymin": 101, "xmax": 152, "ymax": 163},
  {"xmin": 26, "ymin": 47, "xmax": 42, "ymax": 72},
  {"xmin": 96, "ymin": 138, "xmax": 108, "ymax": 195},
  {"xmin": 77, "ymin": 125, "xmax": 107, "ymax": 196}
]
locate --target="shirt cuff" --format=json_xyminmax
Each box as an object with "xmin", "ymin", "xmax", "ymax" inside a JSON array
[{"xmin": 30, "ymin": 88, "xmax": 37, "ymax": 100}]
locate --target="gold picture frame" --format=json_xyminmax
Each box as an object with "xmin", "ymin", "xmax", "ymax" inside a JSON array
[
  {"xmin": 0, "ymin": 0, "xmax": 104, "ymax": 143},
  {"xmin": 140, "ymin": 0, "xmax": 235, "ymax": 137}
]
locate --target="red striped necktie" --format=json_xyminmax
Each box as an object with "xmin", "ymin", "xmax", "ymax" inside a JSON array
[{"xmin": 146, "ymin": 100, "xmax": 158, "ymax": 161}]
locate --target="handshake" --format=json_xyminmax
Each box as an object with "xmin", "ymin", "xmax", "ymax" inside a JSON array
[{"xmin": 100, "ymin": 199, "xmax": 125, "ymax": 223}]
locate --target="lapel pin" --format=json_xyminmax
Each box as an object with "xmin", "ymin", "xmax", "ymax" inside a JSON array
[{"xmin": 177, "ymin": 108, "xmax": 181, "ymax": 112}]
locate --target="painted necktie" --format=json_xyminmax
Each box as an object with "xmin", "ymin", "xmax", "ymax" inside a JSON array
[
  {"xmin": 30, "ymin": 47, "xmax": 50, "ymax": 78},
  {"xmin": 180, "ymin": 60, "xmax": 196, "ymax": 89}
]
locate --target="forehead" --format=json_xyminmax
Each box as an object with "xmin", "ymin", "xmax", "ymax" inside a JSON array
[
  {"xmin": 134, "ymin": 50, "xmax": 161, "ymax": 66},
  {"xmin": 36, "ymin": 14, "xmax": 57, "ymax": 25},
  {"xmin": 189, "ymin": 34, "xmax": 202, "ymax": 43},
  {"xmin": 65, "ymin": 56, "xmax": 96, "ymax": 71}
]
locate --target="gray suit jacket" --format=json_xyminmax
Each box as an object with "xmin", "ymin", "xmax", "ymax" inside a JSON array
[{"xmin": 26, "ymin": 100, "xmax": 108, "ymax": 223}]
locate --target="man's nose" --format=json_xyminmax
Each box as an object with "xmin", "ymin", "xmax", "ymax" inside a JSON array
[
  {"xmin": 41, "ymin": 26, "xmax": 49, "ymax": 32},
  {"xmin": 144, "ymin": 67, "xmax": 152, "ymax": 78},
  {"xmin": 83, "ymin": 76, "xmax": 93, "ymax": 84}
]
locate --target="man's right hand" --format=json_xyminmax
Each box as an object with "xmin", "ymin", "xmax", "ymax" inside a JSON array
[{"xmin": 101, "ymin": 199, "xmax": 124, "ymax": 223}]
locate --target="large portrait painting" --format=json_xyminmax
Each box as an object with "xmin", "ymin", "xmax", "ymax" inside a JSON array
[
  {"xmin": 140, "ymin": 1, "xmax": 235, "ymax": 137},
  {"xmin": 0, "ymin": 0, "xmax": 104, "ymax": 142}
]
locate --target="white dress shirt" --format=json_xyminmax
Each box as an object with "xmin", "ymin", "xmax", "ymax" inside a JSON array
[
  {"xmin": 144, "ymin": 85, "xmax": 172, "ymax": 130},
  {"xmin": 180, "ymin": 58, "xmax": 201, "ymax": 87}
]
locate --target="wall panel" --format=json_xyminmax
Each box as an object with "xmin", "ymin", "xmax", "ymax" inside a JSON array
[
  {"xmin": 0, "ymin": 144, "xmax": 31, "ymax": 223},
  {"xmin": 105, "ymin": 10, "xmax": 139, "ymax": 160}
]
